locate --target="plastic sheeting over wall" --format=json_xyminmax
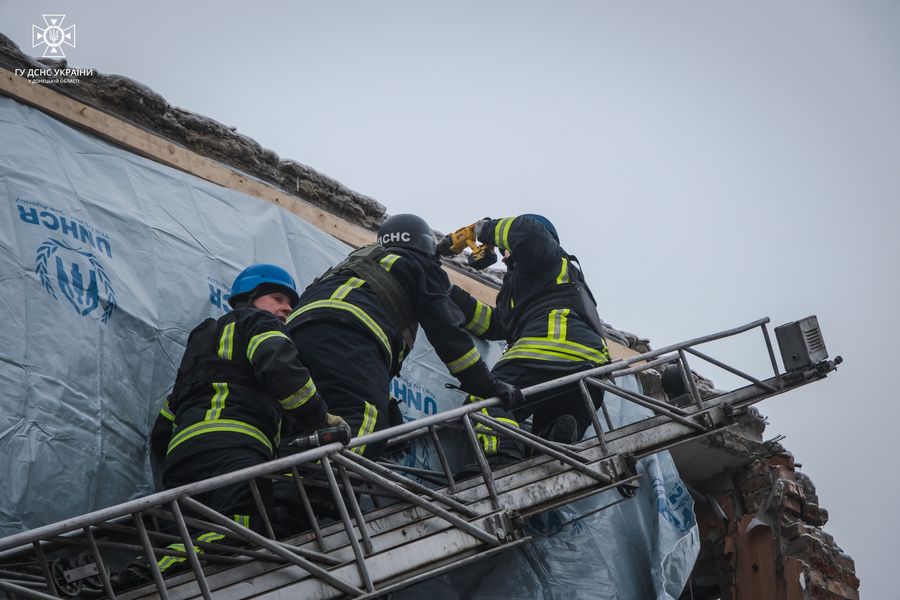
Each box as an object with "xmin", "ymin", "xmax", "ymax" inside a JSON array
[
  {"xmin": 395, "ymin": 372, "xmax": 699, "ymax": 600},
  {"xmin": 0, "ymin": 95, "xmax": 698, "ymax": 596}
]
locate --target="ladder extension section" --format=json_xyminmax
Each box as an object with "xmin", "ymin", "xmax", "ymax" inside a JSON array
[{"xmin": 0, "ymin": 317, "xmax": 840, "ymax": 600}]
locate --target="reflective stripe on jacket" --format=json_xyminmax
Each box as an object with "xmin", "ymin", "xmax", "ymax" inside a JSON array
[
  {"xmin": 162, "ymin": 307, "xmax": 325, "ymax": 463},
  {"xmin": 287, "ymin": 247, "xmax": 497, "ymax": 397},
  {"xmin": 449, "ymin": 216, "xmax": 609, "ymax": 369}
]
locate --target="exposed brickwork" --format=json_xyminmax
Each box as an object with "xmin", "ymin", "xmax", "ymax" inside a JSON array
[{"xmin": 712, "ymin": 452, "xmax": 860, "ymax": 599}]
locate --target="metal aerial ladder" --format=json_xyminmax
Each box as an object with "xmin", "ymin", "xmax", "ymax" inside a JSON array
[{"xmin": 0, "ymin": 316, "xmax": 840, "ymax": 600}]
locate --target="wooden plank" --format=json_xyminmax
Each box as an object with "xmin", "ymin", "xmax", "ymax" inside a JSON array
[
  {"xmin": 0, "ymin": 68, "xmax": 633, "ymax": 359},
  {"xmin": 0, "ymin": 67, "xmax": 374, "ymax": 247}
]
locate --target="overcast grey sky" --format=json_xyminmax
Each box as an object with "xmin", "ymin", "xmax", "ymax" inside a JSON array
[{"xmin": 2, "ymin": 1, "xmax": 898, "ymax": 596}]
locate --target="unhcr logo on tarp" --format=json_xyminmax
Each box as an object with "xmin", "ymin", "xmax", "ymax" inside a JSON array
[
  {"xmin": 18, "ymin": 199, "xmax": 117, "ymax": 324},
  {"xmin": 36, "ymin": 239, "xmax": 116, "ymax": 322},
  {"xmin": 208, "ymin": 276, "xmax": 232, "ymax": 314}
]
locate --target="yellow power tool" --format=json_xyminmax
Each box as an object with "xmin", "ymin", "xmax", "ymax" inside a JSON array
[{"xmin": 436, "ymin": 222, "xmax": 498, "ymax": 270}]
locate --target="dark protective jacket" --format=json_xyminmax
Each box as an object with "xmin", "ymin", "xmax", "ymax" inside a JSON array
[
  {"xmin": 286, "ymin": 244, "xmax": 497, "ymax": 397},
  {"xmin": 153, "ymin": 307, "xmax": 327, "ymax": 472},
  {"xmin": 449, "ymin": 216, "xmax": 610, "ymax": 369}
]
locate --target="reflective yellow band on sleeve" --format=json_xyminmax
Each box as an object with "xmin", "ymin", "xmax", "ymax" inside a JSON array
[
  {"xmin": 281, "ymin": 378, "xmax": 317, "ymax": 410},
  {"xmin": 446, "ymin": 347, "xmax": 481, "ymax": 375},
  {"xmin": 465, "ymin": 300, "xmax": 492, "ymax": 336},
  {"xmin": 350, "ymin": 402, "xmax": 379, "ymax": 456},
  {"xmin": 161, "ymin": 397, "xmax": 175, "ymax": 421},
  {"xmin": 493, "ymin": 217, "xmax": 516, "ymax": 249},
  {"xmin": 379, "ymin": 254, "xmax": 401, "ymax": 271},
  {"xmin": 218, "ymin": 322, "xmax": 235, "ymax": 360},
  {"xmin": 287, "ymin": 299, "xmax": 392, "ymax": 359},
  {"xmin": 246, "ymin": 330, "xmax": 289, "ymax": 363},
  {"xmin": 168, "ymin": 418, "xmax": 273, "ymax": 455}
]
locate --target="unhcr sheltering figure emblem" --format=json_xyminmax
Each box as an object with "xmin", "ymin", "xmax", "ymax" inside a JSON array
[
  {"xmin": 35, "ymin": 238, "xmax": 117, "ymax": 323},
  {"xmin": 18, "ymin": 200, "xmax": 117, "ymax": 324}
]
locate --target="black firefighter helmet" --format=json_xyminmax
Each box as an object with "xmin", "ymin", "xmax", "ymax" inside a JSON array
[{"xmin": 377, "ymin": 213, "xmax": 436, "ymax": 256}]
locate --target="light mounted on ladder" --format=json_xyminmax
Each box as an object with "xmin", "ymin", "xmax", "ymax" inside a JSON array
[{"xmin": 774, "ymin": 315, "xmax": 830, "ymax": 372}]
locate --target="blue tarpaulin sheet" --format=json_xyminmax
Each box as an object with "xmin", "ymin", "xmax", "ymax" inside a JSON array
[{"xmin": 0, "ymin": 94, "xmax": 698, "ymax": 597}]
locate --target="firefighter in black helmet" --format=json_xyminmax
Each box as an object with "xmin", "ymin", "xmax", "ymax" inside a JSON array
[
  {"xmin": 439, "ymin": 215, "xmax": 610, "ymax": 459},
  {"xmin": 286, "ymin": 214, "xmax": 523, "ymax": 458}
]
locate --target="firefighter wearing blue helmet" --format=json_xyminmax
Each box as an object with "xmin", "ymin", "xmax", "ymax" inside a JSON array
[
  {"xmin": 439, "ymin": 215, "xmax": 610, "ymax": 462},
  {"xmin": 285, "ymin": 214, "xmax": 523, "ymax": 459},
  {"xmin": 139, "ymin": 263, "xmax": 342, "ymax": 581}
]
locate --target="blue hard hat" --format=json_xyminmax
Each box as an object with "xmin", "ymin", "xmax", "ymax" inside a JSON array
[
  {"xmin": 521, "ymin": 214, "xmax": 558, "ymax": 243},
  {"xmin": 228, "ymin": 263, "xmax": 300, "ymax": 308}
]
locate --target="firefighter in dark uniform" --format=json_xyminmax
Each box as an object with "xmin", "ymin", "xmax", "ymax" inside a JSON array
[
  {"xmin": 285, "ymin": 214, "xmax": 523, "ymax": 459},
  {"xmin": 439, "ymin": 214, "xmax": 610, "ymax": 459},
  {"xmin": 135, "ymin": 264, "xmax": 343, "ymax": 581}
]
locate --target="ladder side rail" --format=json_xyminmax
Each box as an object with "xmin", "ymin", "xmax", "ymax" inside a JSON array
[
  {"xmin": 358, "ymin": 317, "xmax": 773, "ymax": 451},
  {"xmin": 427, "ymin": 425, "xmax": 457, "ymax": 492},
  {"xmin": 143, "ymin": 508, "xmax": 342, "ymax": 566},
  {"xmin": 578, "ymin": 379, "xmax": 609, "ymax": 452},
  {"xmin": 98, "ymin": 520, "xmax": 283, "ymax": 563},
  {"xmin": 337, "ymin": 464, "xmax": 375, "ymax": 555},
  {"xmin": 178, "ymin": 495, "xmax": 365, "ymax": 597},
  {"xmin": 0, "ymin": 578, "xmax": 59, "ymax": 600},
  {"xmin": 470, "ymin": 413, "xmax": 611, "ymax": 484},
  {"xmin": 683, "ymin": 346, "xmax": 778, "ymax": 393},
  {"xmin": 0, "ymin": 316, "xmax": 820, "ymax": 600},
  {"xmin": 340, "ymin": 453, "xmax": 477, "ymax": 517},
  {"xmin": 331, "ymin": 454, "xmax": 498, "ymax": 545},
  {"xmin": 0, "ymin": 441, "xmax": 343, "ymax": 554},
  {"xmin": 318, "ymin": 457, "xmax": 374, "ymax": 593},
  {"xmin": 585, "ymin": 378, "xmax": 708, "ymax": 432},
  {"xmin": 132, "ymin": 513, "xmax": 170, "ymax": 600},
  {"xmin": 247, "ymin": 479, "xmax": 277, "ymax": 540},
  {"xmin": 290, "ymin": 467, "xmax": 327, "ymax": 551},
  {"xmin": 761, "ymin": 322, "xmax": 780, "ymax": 377}
]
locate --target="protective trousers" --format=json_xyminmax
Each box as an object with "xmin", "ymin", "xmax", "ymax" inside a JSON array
[
  {"xmin": 478, "ymin": 361, "xmax": 604, "ymax": 458},
  {"xmin": 292, "ymin": 321, "xmax": 392, "ymax": 458},
  {"xmin": 158, "ymin": 447, "xmax": 273, "ymax": 572}
]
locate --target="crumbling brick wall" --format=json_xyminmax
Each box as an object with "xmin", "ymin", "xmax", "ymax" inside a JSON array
[{"xmin": 694, "ymin": 451, "xmax": 859, "ymax": 600}]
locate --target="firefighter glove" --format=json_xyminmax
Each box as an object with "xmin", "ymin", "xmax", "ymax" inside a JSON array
[
  {"xmin": 473, "ymin": 217, "xmax": 492, "ymax": 242},
  {"xmin": 488, "ymin": 380, "xmax": 525, "ymax": 411},
  {"xmin": 436, "ymin": 234, "xmax": 455, "ymax": 257},
  {"xmin": 324, "ymin": 412, "xmax": 352, "ymax": 441}
]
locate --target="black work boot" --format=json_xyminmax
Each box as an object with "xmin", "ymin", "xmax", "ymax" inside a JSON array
[
  {"xmin": 536, "ymin": 414, "xmax": 579, "ymax": 445},
  {"xmin": 110, "ymin": 563, "xmax": 152, "ymax": 592}
]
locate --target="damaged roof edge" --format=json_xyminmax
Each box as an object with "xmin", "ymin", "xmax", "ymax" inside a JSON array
[
  {"xmin": 0, "ymin": 32, "xmax": 651, "ymax": 350},
  {"xmin": 0, "ymin": 33, "xmax": 387, "ymax": 231}
]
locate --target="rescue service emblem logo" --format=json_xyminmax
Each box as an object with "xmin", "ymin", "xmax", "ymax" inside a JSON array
[
  {"xmin": 32, "ymin": 14, "xmax": 76, "ymax": 58},
  {"xmin": 35, "ymin": 239, "xmax": 117, "ymax": 323}
]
